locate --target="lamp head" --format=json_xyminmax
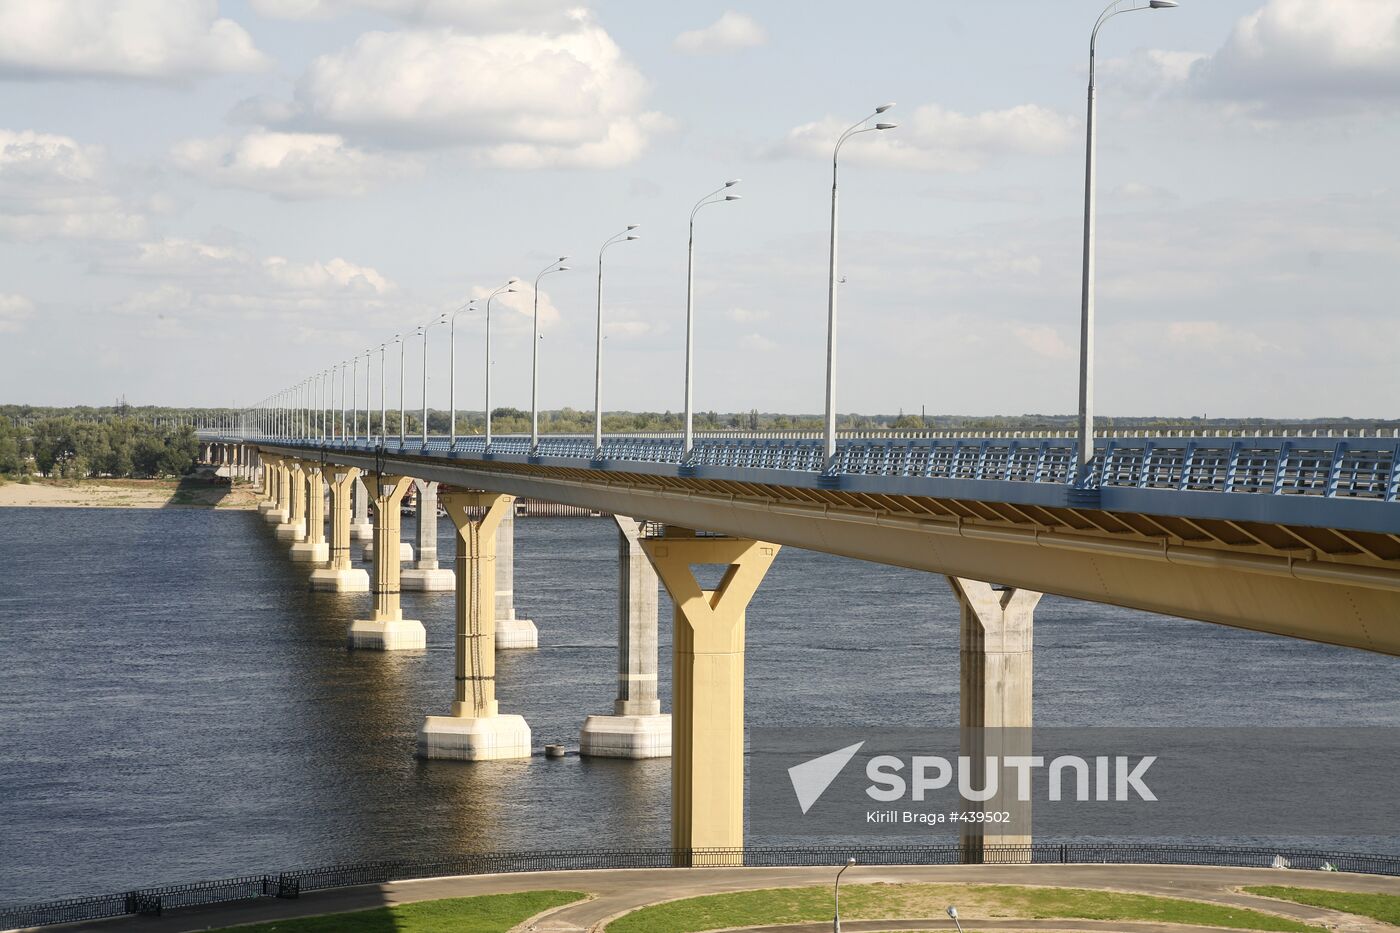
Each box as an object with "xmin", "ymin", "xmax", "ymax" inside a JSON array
[
  {"xmin": 724, "ymin": 178, "xmax": 740, "ymax": 187},
  {"xmin": 846, "ymin": 857, "xmax": 857, "ymax": 865},
  {"xmin": 507, "ymin": 277, "xmax": 520, "ymax": 284},
  {"xmin": 875, "ymin": 102, "xmax": 895, "ymax": 113},
  {"xmin": 557, "ymin": 265, "xmax": 571, "ymax": 271},
  {"xmin": 626, "ymin": 235, "xmax": 640, "ymax": 240},
  {"xmin": 506, "ymin": 287, "xmax": 517, "ymax": 293},
  {"xmin": 947, "ymin": 906, "xmax": 958, "ymax": 919},
  {"xmin": 875, "ymin": 122, "xmax": 897, "ymax": 130},
  {"xmin": 626, "ymin": 224, "xmax": 640, "ymax": 230},
  {"xmin": 1149, "ymin": 0, "xmax": 1178, "ymax": 7},
  {"xmin": 557, "ymin": 255, "xmax": 568, "ymax": 262},
  {"xmin": 725, "ymin": 194, "xmax": 742, "ymax": 201}
]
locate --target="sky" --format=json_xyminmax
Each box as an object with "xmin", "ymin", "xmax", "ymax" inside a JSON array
[{"xmin": 0, "ymin": 0, "xmax": 1397, "ymax": 419}]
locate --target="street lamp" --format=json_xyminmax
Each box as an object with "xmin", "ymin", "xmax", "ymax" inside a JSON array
[
  {"xmin": 531, "ymin": 257, "xmax": 570, "ymax": 450},
  {"xmin": 448, "ymin": 299, "xmax": 478, "ymax": 448},
  {"xmin": 363, "ymin": 347, "xmax": 372, "ymax": 443},
  {"xmin": 422, "ymin": 312, "xmax": 449, "ymax": 446},
  {"xmin": 351, "ymin": 355, "xmax": 360, "ymax": 441},
  {"xmin": 340, "ymin": 360, "xmax": 350, "ymax": 441},
  {"xmin": 595, "ymin": 225, "xmax": 640, "ymax": 452},
  {"xmin": 400, "ymin": 330, "xmax": 413, "ymax": 446},
  {"xmin": 380, "ymin": 339, "xmax": 395, "ymax": 445},
  {"xmin": 484, "ymin": 280, "xmax": 519, "ymax": 447},
  {"xmin": 833, "ymin": 857, "xmax": 856, "ymax": 933},
  {"xmin": 684, "ymin": 179, "xmax": 742, "ymax": 457},
  {"xmin": 1077, "ymin": 0, "xmax": 1177, "ymax": 480},
  {"xmin": 824, "ymin": 103, "xmax": 897, "ymax": 462},
  {"xmin": 947, "ymin": 905, "xmax": 963, "ymax": 933}
]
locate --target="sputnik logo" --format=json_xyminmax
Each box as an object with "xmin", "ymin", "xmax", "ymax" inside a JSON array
[{"xmin": 787, "ymin": 742, "xmax": 865, "ymax": 814}]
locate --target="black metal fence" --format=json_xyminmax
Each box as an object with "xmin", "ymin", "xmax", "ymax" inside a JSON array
[{"xmin": 5, "ymin": 844, "xmax": 1399, "ymax": 930}]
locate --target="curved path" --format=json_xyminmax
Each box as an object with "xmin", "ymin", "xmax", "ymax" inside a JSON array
[{"xmin": 45, "ymin": 864, "xmax": 1400, "ymax": 933}]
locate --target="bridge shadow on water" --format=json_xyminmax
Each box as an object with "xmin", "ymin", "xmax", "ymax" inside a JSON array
[{"xmin": 159, "ymin": 467, "xmax": 241, "ymax": 509}]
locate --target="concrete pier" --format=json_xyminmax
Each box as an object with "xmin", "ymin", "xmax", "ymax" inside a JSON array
[
  {"xmin": 401, "ymin": 480, "xmax": 455, "ymax": 591},
  {"xmin": 949, "ymin": 576, "xmax": 1038, "ymax": 860},
  {"xmin": 349, "ymin": 476, "xmax": 373, "ymax": 542},
  {"xmin": 311, "ymin": 465, "xmax": 370, "ymax": 592},
  {"xmin": 290, "ymin": 463, "xmax": 329, "ymax": 563},
  {"xmin": 274, "ymin": 461, "xmax": 307, "ymax": 540},
  {"xmin": 641, "ymin": 527, "xmax": 779, "ymax": 864},
  {"xmin": 347, "ymin": 473, "xmax": 424, "ymax": 650},
  {"xmin": 493, "ymin": 505, "xmax": 537, "ymax": 649},
  {"xmin": 580, "ymin": 516, "xmax": 670, "ymax": 758},
  {"xmin": 261, "ymin": 459, "xmax": 289, "ymax": 523},
  {"xmin": 418, "ymin": 491, "xmax": 531, "ymax": 760}
]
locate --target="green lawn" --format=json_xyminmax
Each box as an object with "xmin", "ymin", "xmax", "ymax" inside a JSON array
[
  {"xmin": 208, "ymin": 890, "xmax": 586, "ymax": 933},
  {"xmin": 606, "ymin": 883, "xmax": 1322, "ymax": 933},
  {"xmin": 1245, "ymin": 886, "xmax": 1400, "ymax": 926}
]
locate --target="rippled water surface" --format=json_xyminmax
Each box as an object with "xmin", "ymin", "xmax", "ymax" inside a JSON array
[{"xmin": 2, "ymin": 506, "xmax": 1398, "ymax": 901}]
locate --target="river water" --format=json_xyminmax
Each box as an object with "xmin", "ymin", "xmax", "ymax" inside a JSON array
[{"xmin": 2, "ymin": 506, "xmax": 1398, "ymax": 903}]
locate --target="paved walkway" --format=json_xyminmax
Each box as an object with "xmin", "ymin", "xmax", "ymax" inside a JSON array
[{"xmin": 39, "ymin": 864, "xmax": 1400, "ymax": 933}]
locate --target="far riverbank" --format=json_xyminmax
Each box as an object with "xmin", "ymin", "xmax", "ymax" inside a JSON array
[{"xmin": 0, "ymin": 473, "xmax": 258, "ymax": 510}]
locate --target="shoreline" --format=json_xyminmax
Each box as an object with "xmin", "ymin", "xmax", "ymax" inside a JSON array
[{"xmin": 0, "ymin": 476, "xmax": 259, "ymax": 510}]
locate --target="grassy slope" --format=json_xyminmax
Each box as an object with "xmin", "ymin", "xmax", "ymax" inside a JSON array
[
  {"xmin": 607, "ymin": 883, "xmax": 1321, "ymax": 933},
  {"xmin": 208, "ymin": 890, "xmax": 585, "ymax": 933},
  {"xmin": 1245, "ymin": 886, "xmax": 1400, "ymax": 926}
]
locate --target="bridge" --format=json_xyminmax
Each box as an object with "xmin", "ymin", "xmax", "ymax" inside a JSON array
[{"xmin": 197, "ymin": 426, "xmax": 1400, "ymax": 862}]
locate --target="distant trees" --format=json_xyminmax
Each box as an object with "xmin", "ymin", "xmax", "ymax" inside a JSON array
[{"xmin": 0, "ymin": 415, "xmax": 197, "ymax": 479}]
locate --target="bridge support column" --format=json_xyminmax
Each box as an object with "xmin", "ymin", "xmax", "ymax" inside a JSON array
[
  {"xmin": 402, "ymin": 480, "xmax": 454, "ymax": 591},
  {"xmin": 580, "ymin": 516, "xmax": 671, "ymax": 759},
  {"xmin": 311, "ymin": 465, "xmax": 370, "ymax": 592},
  {"xmin": 948, "ymin": 577, "xmax": 1038, "ymax": 862},
  {"xmin": 493, "ymin": 504, "xmax": 537, "ymax": 648},
  {"xmin": 261, "ymin": 458, "xmax": 288, "ymax": 523},
  {"xmin": 418, "ymin": 491, "xmax": 531, "ymax": 760},
  {"xmin": 349, "ymin": 476, "xmax": 374, "ymax": 542},
  {"xmin": 290, "ymin": 462, "xmax": 329, "ymax": 563},
  {"xmin": 642, "ymin": 528, "xmax": 780, "ymax": 865},
  {"xmin": 348, "ymin": 474, "xmax": 424, "ymax": 650},
  {"xmin": 274, "ymin": 461, "xmax": 307, "ymax": 541},
  {"xmin": 256, "ymin": 453, "xmax": 274, "ymax": 512}
]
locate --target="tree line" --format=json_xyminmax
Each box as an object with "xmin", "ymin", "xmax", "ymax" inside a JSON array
[{"xmin": 0, "ymin": 415, "xmax": 199, "ymax": 479}]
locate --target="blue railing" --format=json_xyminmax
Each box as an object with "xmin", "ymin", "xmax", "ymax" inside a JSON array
[{"xmin": 218, "ymin": 432, "xmax": 1400, "ymax": 503}]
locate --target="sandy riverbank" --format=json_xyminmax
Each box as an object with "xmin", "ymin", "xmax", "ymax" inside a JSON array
[{"xmin": 0, "ymin": 476, "xmax": 259, "ymax": 510}]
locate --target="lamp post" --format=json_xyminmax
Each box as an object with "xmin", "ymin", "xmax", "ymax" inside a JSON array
[
  {"xmin": 448, "ymin": 299, "xmax": 478, "ymax": 448},
  {"xmin": 684, "ymin": 180, "xmax": 741, "ymax": 457},
  {"xmin": 422, "ymin": 312, "xmax": 448, "ymax": 446},
  {"xmin": 484, "ymin": 280, "xmax": 519, "ymax": 447},
  {"xmin": 380, "ymin": 339, "xmax": 393, "ymax": 445},
  {"xmin": 400, "ymin": 331, "xmax": 413, "ymax": 446},
  {"xmin": 947, "ymin": 906, "xmax": 963, "ymax": 933},
  {"xmin": 364, "ymin": 347, "xmax": 372, "ymax": 442},
  {"xmin": 531, "ymin": 257, "xmax": 570, "ymax": 450},
  {"xmin": 1077, "ymin": 0, "xmax": 1178, "ymax": 479},
  {"xmin": 351, "ymin": 355, "xmax": 360, "ymax": 441},
  {"xmin": 594, "ymin": 225, "xmax": 640, "ymax": 451},
  {"xmin": 833, "ymin": 858, "xmax": 856, "ymax": 933},
  {"xmin": 824, "ymin": 104, "xmax": 897, "ymax": 463},
  {"xmin": 340, "ymin": 361, "xmax": 350, "ymax": 440}
]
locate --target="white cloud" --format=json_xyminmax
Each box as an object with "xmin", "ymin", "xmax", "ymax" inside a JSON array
[
  {"xmin": 770, "ymin": 103, "xmax": 1076, "ymax": 172},
  {"xmin": 726, "ymin": 307, "xmax": 769, "ymax": 323},
  {"xmin": 0, "ymin": 0, "xmax": 267, "ymax": 80},
  {"xmin": 674, "ymin": 11, "xmax": 766, "ymax": 55},
  {"xmin": 0, "ymin": 129, "xmax": 146, "ymax": 240},
  {"xmin": 171, "ymin": 130, "xmax": 419, "ymax": 199},
  {"xmin": 739, "ymin": 332, "xmax": 775, "ymax": 352},
  {"xmin": 467, "ymin": 281, "xmax": 560, "ymax": 328},
  {"xmin": 605, "ymin": 320, "xmax": 652, "ymax": 338},
  {"xmin": 250, "ymin": 0, "xmax": 581, "ymax": 29},
  {"xmin": 107, "ymin": 238, "xmax": 394, "ymax": 326},
  {"xmin": 287, "ymin": 20, "xmax": 667, "ymax": 167},
  {"xmin": 1011, "ymin": 324, "xmax": 1073, "ymax": 361},
  {"xmin": 0, "ymin": 293, "xmax": 35, "ymax": 333},
  {"xmin": 1187, "ymin": 0, "xmax": 1400, "ymax": 115}
]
